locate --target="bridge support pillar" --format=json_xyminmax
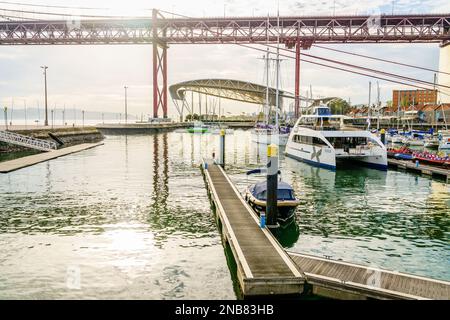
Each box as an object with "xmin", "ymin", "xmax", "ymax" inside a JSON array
[
  {"xmin": 152, "ymin": 9, "xmax": 168, "ymax": 119},
  {"xmin": 294, "ymin": 40, "xmax": 301, "ymax": 118}
]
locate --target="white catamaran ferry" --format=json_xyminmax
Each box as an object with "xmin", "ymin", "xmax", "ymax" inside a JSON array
[{"xmin": 285, "ymin": 105, "xmax": 388, "ymax": 170}]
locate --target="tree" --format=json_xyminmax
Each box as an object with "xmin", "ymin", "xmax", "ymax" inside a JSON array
[
  {"xmin": 185, "ymin": 113, "xmax": 199, "ymax": 121},
  {"xmin": 257, "ymin": 111, "xmax": 264, "ymax": 121},
  {"xmin": 401, "ymin": 97, "xmax": 409, "ymax": 108},
  {"xmin": 328, "ymin": 99, "xmax": 351, "ymax": 115}
]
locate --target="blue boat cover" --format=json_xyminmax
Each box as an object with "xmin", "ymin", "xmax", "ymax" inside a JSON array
[
  {"xmin": 394, "ymin": 153, "xmax": 414, "ymax": 160},
  {"xmin": 251, "ymin": 181, "xmax": 295, "ymax": 201}
]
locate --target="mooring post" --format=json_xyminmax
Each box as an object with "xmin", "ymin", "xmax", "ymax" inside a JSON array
[
  {"xmin": 380, "ymin": 128, "xmax": 386, "ymax": 145},
  {"xmin": 219, "ymin": 129, "xmax": 225, "ymax": 168},
  {"xmin": 266, "ymin": 143, "xmax": 278, "ymax": 228}
]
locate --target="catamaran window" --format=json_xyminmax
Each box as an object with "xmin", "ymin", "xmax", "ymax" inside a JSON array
[
  {"xmin": 293, "ymin": 135, "xmax": 327, "ymax": 146},
  {"xmin": 326, "ymin": 137, "xmax": 368, "ymax": 148},
  {"xmin": 312, "ymin": 137, "xmax": 328, "ymax": 146}
]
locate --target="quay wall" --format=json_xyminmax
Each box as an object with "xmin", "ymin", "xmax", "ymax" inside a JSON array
[{"xmin": 0, "ymin": 127, "xmax": 104, "ymax": 153}]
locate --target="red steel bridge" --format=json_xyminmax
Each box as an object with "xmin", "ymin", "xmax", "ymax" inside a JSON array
[{"xmin": 1, "ymin": 10, "xmax": 449, "ymax": 118}]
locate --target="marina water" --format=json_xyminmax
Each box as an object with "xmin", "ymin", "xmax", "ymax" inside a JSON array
[{"xmin": 0, "ymin": 130, "xmax": 448, "ymax": 299}]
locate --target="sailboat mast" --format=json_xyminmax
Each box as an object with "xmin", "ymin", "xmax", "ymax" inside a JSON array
[
  {"xmin": 265, "ymin": 49, "xmax": 270, "ymax": 125},
  {"xmin": 199, "ymin": 92, "xmax": 202, "ymax": 120},
  {"xmin": 275, "ymin": 6, "xmax": 280, "ymax": 128},
  {"xmin": 368, "ymin": 81, "xmax": 371, "ymax": 130},
  {"xmin": 377, "ymin": 81, "xmax": 380, "ymax": 130},
  {"xmin": 397, "ymin": 91, "xmax": 400, "ymax": 130},
  {"xmin": 265, "ymin": 14, "xmax": 270, "ymax": 126}
]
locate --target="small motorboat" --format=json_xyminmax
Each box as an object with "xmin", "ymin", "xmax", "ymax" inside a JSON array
[
  {"xmin": 402, "ymin": 136, "xmax": 425, "ymax": 146},
  {"xmin": 387, "ymin": 147, "xmax": 415, "ymax": 160},
  {"xmin": 210, "ymin": 125, "xmax": 234, "ymax": 135},
  {"xmin": 244, "ymin": 180, "xmax": 300, "ymax": 224},
  {"xmin": 438, "ymin": 131, "xmax": 450, "ymax": 150},
  {"xmin": 424, "ymin": 137, "xmax": 439, "ymax": 149},
  {"xmin": 394, "ymin": 153, "xmax": 415, "ymax": 161},
  {"xmin": 391, "ymin": 135, "xmax": 404, "ymax": 144},
  {"xmin": 412, "ymin": 151, "xmax": 450, "ymax": 167},
  {"xmin": 187, "ymin": 121, "xmax": 208, "ymax": 133}
]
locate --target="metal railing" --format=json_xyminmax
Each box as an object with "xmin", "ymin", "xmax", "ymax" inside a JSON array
[{"xmin": 0, "ymin": 130, "xmax": 57, "ymax": 152}]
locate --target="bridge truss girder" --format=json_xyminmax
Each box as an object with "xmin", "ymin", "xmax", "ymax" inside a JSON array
[
  {"xmin": 1, "ymin": 14, "xmax": 449, "ymax": 45},
  {"xmin": 1, "ymin": 13, "xmax": 449, "ymax": 118}
]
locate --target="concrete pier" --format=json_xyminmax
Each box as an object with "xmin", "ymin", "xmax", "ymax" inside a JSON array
[
  {"xmin": 96, "ymin": 122, "xmax": 188, "ymax": 134},
  {"xmin": 388, "ymin": 158, "xmax": 449, "ymax": 182},
  {"xmin": 0, "ymin": 142, "xmax": 103, "ymax": 173}
]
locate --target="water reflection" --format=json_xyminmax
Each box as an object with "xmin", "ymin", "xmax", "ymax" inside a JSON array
[
  {"xmin": 219, "ymin": 131, "xmax": 448, "ymax": 280},
  {"xmin": 271, "ymin": 220, "xmax": 300, "ymax": 248},
  {"xmin": 0, "ymin": 130, "xmax": 448, "ymax": 296},
  {"xmin": 0, "ymin": 132, "xmax": 235, "ymax": 299}
]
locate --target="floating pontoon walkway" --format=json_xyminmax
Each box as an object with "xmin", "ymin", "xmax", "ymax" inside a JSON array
[
  {"xmin": 202, "ymin": 160, "xmax": 304, "ymax": 296},
  {"xmin": 202, "ymin": 161, "xmax": 450, "ymax": 299},
  {"xmin": 388, "ymin": 158, "xmax": 449, "ymax": 182},
  {"xmin": 288, "ymin": 252, "xmax": 450, "ymax": 300},
  {"xmin": 0, "ymin": 142, "xmax": 103, "ymax": 173}
]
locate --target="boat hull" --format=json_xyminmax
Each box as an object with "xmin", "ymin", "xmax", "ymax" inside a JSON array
[
  {"xmin": 391, "ymin": 136, "xmax": 404, "ymax": 144},
  {"xmin": 285, "ymin": 128, "xmax": 387, "ymax": 171},
  {"xmin": 424, "ymin": 141, "xmax": 439, "ymax": 149},
  {"xmin": 439, "ymin": 138, "xmax": 450, "ymax": 149},
  {"xmin": 403, "ymin": 138, "xmax": 424, "ymax": 146},
  {"xmin": 251, "ymin": 130, "xmax": 289, "ymax": 146},
  {"xmin": 244, "ymin": 189, "xmax": 298, "ymax": 224},
  {"xmin": 187, "ymin": 128, "xmax": 208, "ymax": 133}
]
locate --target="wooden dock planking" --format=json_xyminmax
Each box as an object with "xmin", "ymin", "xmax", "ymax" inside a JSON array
[
  {"xmin": 388, "ymin": 158, "xmax": 449, "ymax": 181},
  {"xmin": 203, "ymin": 160, "xmax": 304, "ymax": 296},
  {"xmin": 0, "ymin": 142, "xmax": 104, "ymax": 173},
  {"xmin": 202, "ymin": 159, "xmax": 450, "ymax": 299},
  {"xmin": 288, "ymin": 252, "xmax": 450, "ymax": 300}
]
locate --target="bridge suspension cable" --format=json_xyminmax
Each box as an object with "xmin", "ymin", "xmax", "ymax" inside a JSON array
[
  {"xmin": 238, "ymin": 43, "xmax": 450, "ymax": 98},
  {"xmin": 312, "ymin": 44, "xmax": 450, "ymax": 76},
  {"xmin": 239, "ymin": 44, "xmax": 431, "ymax": 90},
  {"xmin": 261, "ymin": 43, "xmax": 450, "ymax": 90},
  {"xmin": 0, "ymin": 1, "xmax": 106, "ymax": 10},
  {"xmin": 157, "ymin": 8, "xmax": 450, "ymax": 98},
  {"xmin": 168, "ymin": 18, "xmax": 450, "ymax": 96},
  {"xmin": 0, "ymin": 6, "xmax": 149, "ymax": 19}
]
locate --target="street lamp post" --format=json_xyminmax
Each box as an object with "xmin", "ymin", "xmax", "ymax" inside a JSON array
[
  {"xmin": 124, "ymin": 86, "xmax": 128, "ymax": 124},
  {"xmin": 3, "ymin": 107, "xmax": 7, "ymax": 130},
  {"xmin": 24, "ymin": 100, "xmax": 27, "ymax": 129},
  {"xmin": 41, "ymin": 66, "xmax": 49, "ymax": 126},
  {"xmin": 82, "ymin": 110, "xmax": 85, "ymax": 127}
]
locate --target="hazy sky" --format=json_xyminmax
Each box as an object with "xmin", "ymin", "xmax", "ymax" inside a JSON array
[{"xmin": 0, "ymin": 0, "xmax": 449, "ymax": 118}]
